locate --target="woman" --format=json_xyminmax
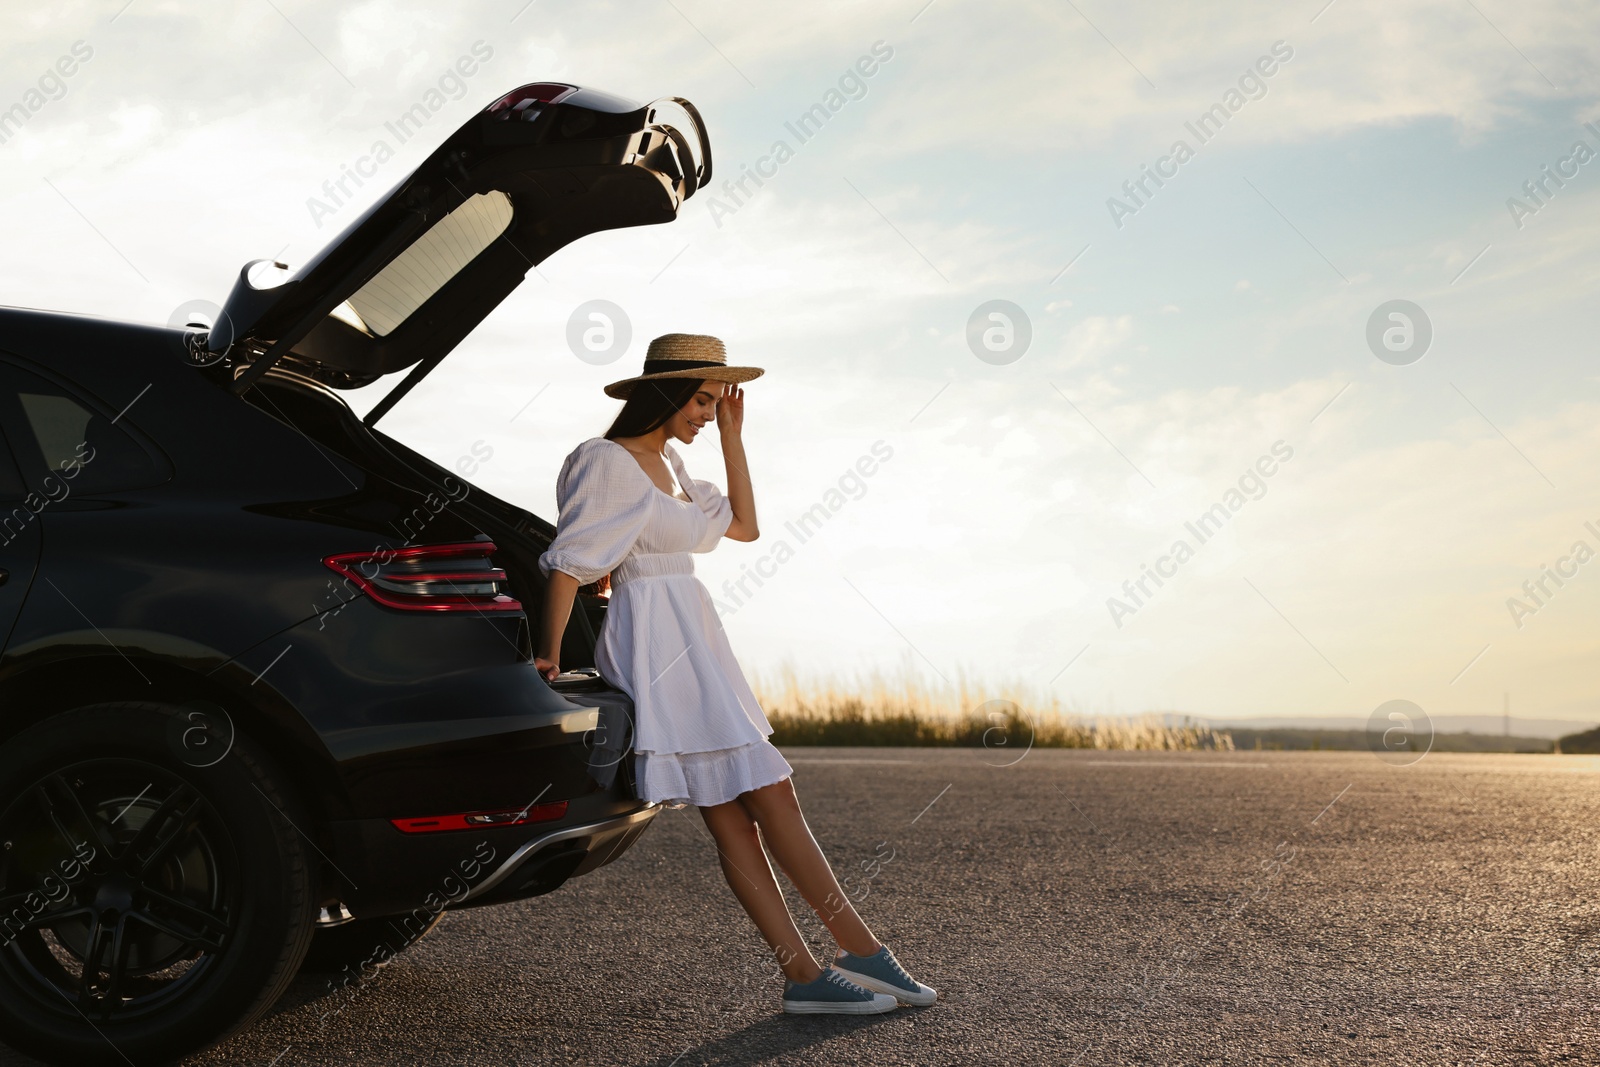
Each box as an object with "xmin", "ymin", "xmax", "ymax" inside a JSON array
[{"xmin": 533, "ymin": 334, "xmax": 937, "ymax": 1015}]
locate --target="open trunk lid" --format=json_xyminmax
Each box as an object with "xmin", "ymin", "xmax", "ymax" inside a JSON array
[{"xmin": 209, "ymin": 82, "xmax": 711, "ymax": 424}]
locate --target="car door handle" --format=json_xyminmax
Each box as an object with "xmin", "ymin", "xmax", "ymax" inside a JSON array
[{"xmin": 0, "ymin": 568, "xmax": 8, "ymax": 586}]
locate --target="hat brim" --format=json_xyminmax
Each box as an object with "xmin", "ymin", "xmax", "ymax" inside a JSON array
[{"xmin": 604, "ymin": 366, "xmax": 764, "ymax": 400}]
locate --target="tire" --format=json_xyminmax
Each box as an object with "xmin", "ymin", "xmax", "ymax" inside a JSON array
[
  {"xmin": 299, "ymin": 911, "xmax": 445, "ymax": 976},
  {"xmin": 0, "ymin": 702, "xmax": 317, "ymax": 1066}
]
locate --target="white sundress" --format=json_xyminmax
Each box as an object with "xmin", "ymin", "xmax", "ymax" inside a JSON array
[{"xmin": 536, "ymin": 435, "xmax": 793, "ymax": 809}]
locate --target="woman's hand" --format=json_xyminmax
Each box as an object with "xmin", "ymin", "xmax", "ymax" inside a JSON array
[
  {"xmin": 717, "ymin": 383, "xmax": 744, "ymax": 439},
  {"xmin": 534, "ymin": 655, "xmax": 560, "ymax": 682}
]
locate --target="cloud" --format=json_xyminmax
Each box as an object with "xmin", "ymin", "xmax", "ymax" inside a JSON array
[
  {"xmin": 1054, "ymin": 315, "xmax": 1135, "ymax": 371},
  {"xmin": 849, "ymin": 0, "xmax": 1600, "ymax": 159}
]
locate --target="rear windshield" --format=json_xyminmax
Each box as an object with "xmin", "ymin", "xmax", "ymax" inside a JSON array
[{"xmin": 332, "ymin": 190, "xmax": 514, "ymax": 337}]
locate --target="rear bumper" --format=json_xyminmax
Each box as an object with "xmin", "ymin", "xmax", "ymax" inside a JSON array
[
  {"xmin": 330, "ymin": 794, "xmax": 661, "ymax": 916},
  {"xmin": 218, "ymin": 598, "xmax": 654, "ymax": 915},
  {"xmin": 461, "ymin": 801, "xmax": 659, "ymax": 906}
]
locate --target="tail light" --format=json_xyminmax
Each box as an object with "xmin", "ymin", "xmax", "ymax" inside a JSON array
[
  {"xmin": 486, "ymin": 82, "xmax": 576, "ymax": 120},
  {"xmin": 324, "ymin": 541, "xmax": 522, "ymax": 613},
  {"xmin": 391, "ymin": 800, "xmax": 568, "ymax": 834}
]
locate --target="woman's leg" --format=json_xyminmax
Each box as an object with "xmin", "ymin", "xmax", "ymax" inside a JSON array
[
  {"xmin": 697, "ymin": 795, "xmax": 823, "ymax": 984},
  {"xmin": 739, "ymin": 777, "xmax": 882, "ymax": 958}
]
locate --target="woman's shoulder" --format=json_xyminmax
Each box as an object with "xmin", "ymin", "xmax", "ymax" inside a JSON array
[
  {"xmin": 558, "ymin": 436, "xmax": 642, "ymax": 494},
  {"xmin": 563, "ymin": 436, "xmax": 623, "ymax": 468}
]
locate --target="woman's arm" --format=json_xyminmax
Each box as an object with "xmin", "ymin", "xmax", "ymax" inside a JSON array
[
  {"xmin": 534, "ymin": 569, "xmax": 581, "ymax": 681},
  {"xmin": 719, "ymin": 385, "xmax": 760, "ymax": 542}
]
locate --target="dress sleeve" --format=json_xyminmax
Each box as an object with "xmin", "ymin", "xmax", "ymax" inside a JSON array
[
  {"xmin": 683, "ymin": 471, "xmax": 734, "ymax": 553},
  {"xmin": 537, "ymin": 439, "xmax": 653, "ymax": 585}
]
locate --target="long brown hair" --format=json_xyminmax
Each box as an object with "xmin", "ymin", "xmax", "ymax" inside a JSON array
[{"xmin": 602, "ymin": 377, "xmax": 704, "ymax": 439}]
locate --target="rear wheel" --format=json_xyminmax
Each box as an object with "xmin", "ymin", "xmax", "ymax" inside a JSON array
[{"xmin": 0, "ymin": 703, "xmax": 316, "ymax": 1066}]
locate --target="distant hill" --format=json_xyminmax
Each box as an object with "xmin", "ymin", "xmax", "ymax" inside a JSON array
[
  {"xmin": 1225, "ymin": 727, "xmax": 1552, "ymax": 754},
  {"xmin": 1557, "ymin": 726, "xmax": 1600, "ymax": 754},
  {"xmin": 1192, "ymin": 714, "xmax": 1597, "ymax": 742}
]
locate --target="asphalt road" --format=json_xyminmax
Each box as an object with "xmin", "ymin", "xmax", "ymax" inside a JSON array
[{"xmin": 6, "ymin": 747, "xmax": 1600, "ymax": 1066}]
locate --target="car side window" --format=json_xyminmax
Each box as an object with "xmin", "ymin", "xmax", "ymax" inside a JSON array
[
  {"xmin": 0, "ymin": 405, "xmax": 22, "ymax": 501},
  {"xmin": 0, "ymin": 360, "xmax": 161, "ymax": 496}
]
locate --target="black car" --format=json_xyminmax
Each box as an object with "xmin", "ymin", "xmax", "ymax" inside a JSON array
[{"xmin": 0, "ymin": 81, "xmax": 712, "ymax": 1066}]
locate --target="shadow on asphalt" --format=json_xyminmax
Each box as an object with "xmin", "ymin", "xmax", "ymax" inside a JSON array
[{"xmin": 640, "ymin": 1010, "xmax": 915, "ymax": 1067}]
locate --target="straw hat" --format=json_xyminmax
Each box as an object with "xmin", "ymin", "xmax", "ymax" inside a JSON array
[{"xmin": 603, "ymin": 333, "xmax": 764, "ymax": 399}]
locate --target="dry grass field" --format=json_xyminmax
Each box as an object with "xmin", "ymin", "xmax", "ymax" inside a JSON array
[{"xmin": 749, "ymin": 662, "xmax": 1234, "ymax": 751}]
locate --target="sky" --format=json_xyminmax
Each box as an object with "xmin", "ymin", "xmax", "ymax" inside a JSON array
[{"xmin": 2, "ymin": 0, "xmax": 1599, "ymax": 728}]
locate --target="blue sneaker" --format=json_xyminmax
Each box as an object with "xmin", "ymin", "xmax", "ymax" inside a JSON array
[
  {"xmin": 832, "ymin": 945, "xmax": 937, "ymax": 1006},
  {"xmin": 782, "ymin": 966, "xmax": 899, "ymax": 1014}
]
